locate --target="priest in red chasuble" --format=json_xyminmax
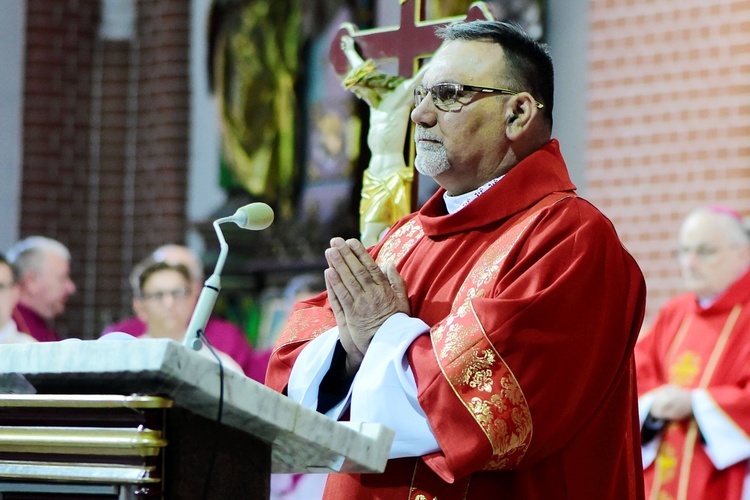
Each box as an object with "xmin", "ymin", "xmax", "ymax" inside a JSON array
[
  {"xmin": 267, "ymin": 20, "xmax": 647, "ymax": 499},
  {"xmin": 636, "ymin": 206, "xmax": 750, "ymax": 499}
]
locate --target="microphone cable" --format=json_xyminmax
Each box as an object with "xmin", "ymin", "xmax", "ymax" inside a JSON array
[{"xmin": 197, "ymin": 330, "xmax": 225, "ymax": 500}]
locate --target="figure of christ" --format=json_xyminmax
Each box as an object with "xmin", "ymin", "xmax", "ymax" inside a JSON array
[{"xmin": 340, "ymin": 35, "xmax": 431, "ymax": 247}]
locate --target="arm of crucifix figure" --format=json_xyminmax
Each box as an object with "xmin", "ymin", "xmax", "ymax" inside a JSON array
[{"xmin": 341, "ymin": 35, "xmax": 366, "ymax": 70}]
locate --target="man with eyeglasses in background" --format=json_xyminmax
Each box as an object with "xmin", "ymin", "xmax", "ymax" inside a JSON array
[
  {"xmin": 102, "ymin": 244, "xmax": 270, "ymax": 382},
  {"xmin": 266, "ymin": 20, "xmax": 647, "ymax": 498},
  {"xmin": 131, "ymin": 260, "xmax": 243, "ymax": 373},
  {"xmin": 636, "ymin": 205, "xmax": 750, "ymax": 499}
]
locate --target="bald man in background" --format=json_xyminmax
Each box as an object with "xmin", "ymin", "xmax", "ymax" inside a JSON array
[{"xmin": 636, "ymin": 206, "xmax": 750, "ymax": 499}]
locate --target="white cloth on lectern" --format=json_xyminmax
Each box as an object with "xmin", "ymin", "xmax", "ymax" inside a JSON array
[{"xmin": 287, "ymin": 313, "xmax": 440, "ymax": 458}]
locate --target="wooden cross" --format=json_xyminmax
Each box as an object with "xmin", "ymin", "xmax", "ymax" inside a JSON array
[{"xmin": 329, "ymin": 0, "xmax": 495, "ymax": 78}]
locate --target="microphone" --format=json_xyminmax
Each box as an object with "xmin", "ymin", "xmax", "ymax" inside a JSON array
[
  {"xmin": 229, "ymin": 203, "xmax": 274, "ymax": 231},
  {"xmin": 183, "ymin": 203, "xmax": 274, "ymax": 350}
]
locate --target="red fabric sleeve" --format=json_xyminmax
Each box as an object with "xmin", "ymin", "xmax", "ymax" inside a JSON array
[
  {"xmin": 264, "ymin": 292, "xmax": 335, "ymax": 394},
  {"xmin": 414, "ymin": 201, "xmax": 646, "ymax": 480}
]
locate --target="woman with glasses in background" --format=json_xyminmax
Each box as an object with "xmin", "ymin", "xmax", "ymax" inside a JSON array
[{"xmin": 132, "ymin": 261, "xmax": 243, "ymax": 374}]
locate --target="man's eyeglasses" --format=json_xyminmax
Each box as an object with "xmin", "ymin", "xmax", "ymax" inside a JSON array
[
  {"xmin": 413, "ymin": 83, "xmax": 545, "ymax": 112},
  {"xmin": 140, "ymin": 287, "xmax": 191, "ymax": 302},
  {"xmin": 675, "ymin": 245, "xmax": 739, "ymax": 262}
]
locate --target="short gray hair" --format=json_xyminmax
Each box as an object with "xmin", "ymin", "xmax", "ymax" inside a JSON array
[
  {"xmin": 684, "ymin": 206, "xmax": 750, "ymax": 246},
  {"xmin": 6, "ymin": 236, "xmax": 71, "ymax": 277},
  {"xmin": 436, "ymin": 20, "xmax": 554, "ymax": 125}
]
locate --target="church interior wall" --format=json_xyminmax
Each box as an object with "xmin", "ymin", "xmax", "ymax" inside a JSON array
[
  {"xmin": 3, "ymin": 0, "xmax": 750, "ymax": 339},
  {"xmin": 0, "ymin": 0, "xmax": 25, "ymax": 252},
  {"xmin": 587, "ymin": 0, "xmax": 750, "ymax": 323}
]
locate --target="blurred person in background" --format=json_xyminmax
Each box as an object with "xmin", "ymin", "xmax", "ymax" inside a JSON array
[
  {"xmin": 0, "ymin": 254, "xmax": 36, "ymax": 344},
  {"xmin": 102, "ymin": 244, "xmax": 270, "ymax": 382},
  {"xmin": 636, "ymin": 205, "xmax": 750, "ymax": 499},
  {"xmin": 132, "ymin": 260, "xmax": 243, "ymax": 374},
  {"xmin": 6, "ymin": 236, "xmax": 76, "ymax": 342}
]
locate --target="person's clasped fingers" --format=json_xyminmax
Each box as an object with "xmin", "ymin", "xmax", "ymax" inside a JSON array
[
  {"xmin": 330, "ymin": 238, "xmax": 379, "ymax": 290},
  {"xmin": 325, "ymin": 242, "xmax": 363, "ymax": 295},
  {"xmin": 345, "ymin": 238, "xmax": 389, "ymax": 287},
  {"xmin": 323, "ymin": 263, "xmax": 354, "ymax": 310}
]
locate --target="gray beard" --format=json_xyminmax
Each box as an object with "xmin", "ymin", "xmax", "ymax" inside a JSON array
[{"xmin": 414, "ymin": 142, "xmax": 451, "ymax": 177}]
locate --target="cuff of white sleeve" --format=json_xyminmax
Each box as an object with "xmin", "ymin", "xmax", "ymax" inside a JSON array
[
  {"xmin": 351, "ymin": 313, "xmax": 439, "ymax": 458},
  {"xmin": 287, "ymin": 327, "xmax": 340, "ymax": 410},
  {"xmin": 639, "ymin": 393, "xmax": 655, "ymax": 427},
  {"xmin": 693, "ymin": 389, "xmax": 750, "ymax": 470},
  {"xmin": 639, "ymin": 393, "xmax": 658, "ymax": 468}
]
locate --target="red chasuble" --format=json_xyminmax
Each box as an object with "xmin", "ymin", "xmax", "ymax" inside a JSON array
[
  {"xmin": 12, "ymin": 303, "xmax": 62, "ymax": 342},
  {"xmin": 636, "ymin": 267, "xmax": 750, "ymax": 500},
  {"xmin": 267, "ymin": 140, "xmax": 647, "ymax": 499}
]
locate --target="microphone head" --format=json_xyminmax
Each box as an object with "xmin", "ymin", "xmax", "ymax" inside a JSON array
[{"xmin": 232, "ymin": 203, "xmax": 274, "ymax": 230}]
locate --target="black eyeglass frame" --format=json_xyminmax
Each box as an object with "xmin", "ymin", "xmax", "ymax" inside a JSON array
[{"xmin": 413, "ymin": 83, "xmax": 545, "ymax": 112}]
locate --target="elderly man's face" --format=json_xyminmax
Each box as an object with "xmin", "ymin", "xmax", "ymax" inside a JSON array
[
  {"xmin": 677, "ymin": 212, "xmax": 750, "ymax": 299},
  {"xmin": 411, "ymin": 40, "xmax": 511, "ymax": 196},
  {"xmin": 0, "ymin": 263, "xmax": 19, "ymax": 329},
  {"xmin": 22, "ymin": 252, "xmax": 76, "ymax": 320}
]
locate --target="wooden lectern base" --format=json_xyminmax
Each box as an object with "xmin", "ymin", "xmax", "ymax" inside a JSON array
[
  {"xmin": 166, "ymin": 406, "xmax": 270, "ymax": 499},
  {"xmin": 0, "ymin": 395, "xmax": 270, "ymax": 499},
  {"xmin": 0, "ymin": 339, "xmax": 394, "ymax": 499}
]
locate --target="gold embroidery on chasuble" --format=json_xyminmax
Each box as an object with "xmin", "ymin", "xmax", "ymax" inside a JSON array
[
  {"xmin": 274, "ymin": 307, "xmax": 335, "ymax": 347},
  {"xmin": 652, "ymin": 306, "xmax": 743, "ymax": 499},
  {"xmin": 668, "ymin": 351, "xmax": 701, "ymax": 387},
  {"xmin": 655, "ymin": 441, "xmax": 678, "ymax": 486},
  {"xmin": 375, "ymin": 219, "xmax": 424, "ymax": 268},
  {"xmin": 430, "ymin": 210, "xmax": 547, "ymax": 470}
]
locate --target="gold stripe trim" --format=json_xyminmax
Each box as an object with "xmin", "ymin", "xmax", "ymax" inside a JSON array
[
  {"xmin": 469, "ymin": 301, "xmax": 532, "ymax": 450},
  {"xmin": 0, "ymin": 426, "xmax": 166, "ymax": 457},
  {"xmin": 657, "ymin": 305, "xmax": 741, "ymax": 499},
  {"xmin": 430, "ymin": 197, "xmax": 567, "ymax": 467},
  {"xmin": 664, "ymin": 315, "xmax": 693, "ymax": 368},
  {"xmin": 0, "ymin": 394, "xmax": 172, "ymax": 409},
  {"xmin": 677, "ymin": 422, "xmax": 699, "ymax": 500},
  {"xmin": 698, "ymin": 305, "xmax": 741, "ymax": 388},
  {"xmin": 648, "ymin": 450, "xmax": 661, "ymax": 500},
  {"xmin": 272, "ymin": 306, "xmax": 336, "ymax": 348},
  {"xmin": 375, "ymin": 218, "xmax": 424, "ymax": 268}
]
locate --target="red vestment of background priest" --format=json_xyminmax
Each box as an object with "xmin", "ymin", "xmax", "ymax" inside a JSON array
[
  {"xmin": 636, "ymin": 267, "xmax": 750, "ymax": 499},
  {"xmin": 267, "ymin": 140, "xmax": 647, "ymax": 499}
]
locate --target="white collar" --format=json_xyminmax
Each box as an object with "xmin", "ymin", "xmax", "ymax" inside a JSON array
[{"xmin": 443, "ymin": 176, "xmax": 504, "ymax": 215}]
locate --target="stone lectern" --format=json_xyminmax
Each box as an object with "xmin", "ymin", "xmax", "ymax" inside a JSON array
[{"xmin": 0, "ymin": 339, "xmax": 394, "ymax": 499}]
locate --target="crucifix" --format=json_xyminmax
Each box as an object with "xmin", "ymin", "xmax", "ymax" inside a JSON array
[
  {"xmin": 328, "ymin": 0, "xmax": 495, "ymax": 247},
  {"xmin": 329, "ymin": 0, "xmax": 495, "ymax": 77}
]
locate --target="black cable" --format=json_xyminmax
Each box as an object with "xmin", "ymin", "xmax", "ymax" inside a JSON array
[{"xmin": 198, "ymin": 330, "xmax": 225, "ymax": 500}]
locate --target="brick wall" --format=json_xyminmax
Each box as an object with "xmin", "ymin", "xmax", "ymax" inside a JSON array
[
  {"xmin": 21, "ymin": 0, "xmax": 750, "ymax": 336},
  {"xmin": 21, "ymin": 0, "xmax": 191, "ymax": 338},
  {"xmin": 588, "ymin": 0, "xmax": 750, "ymax": 325}
]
